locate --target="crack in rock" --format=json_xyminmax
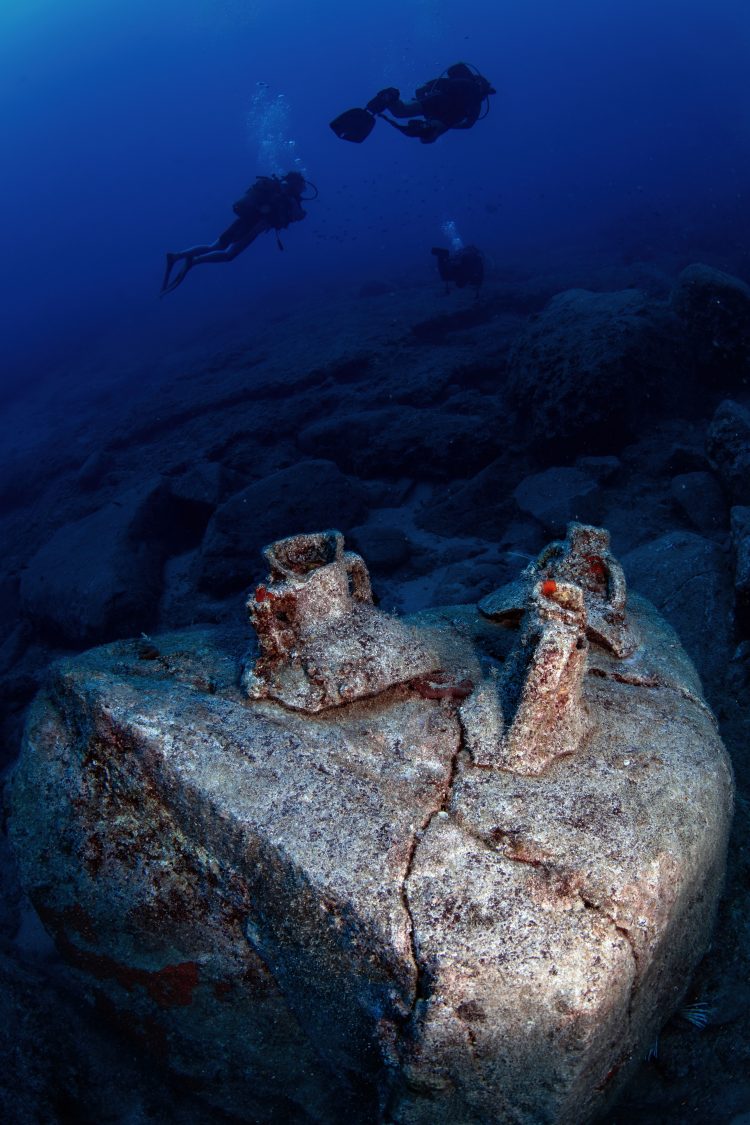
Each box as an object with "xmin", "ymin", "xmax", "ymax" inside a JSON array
[
  {"xmin": 587, "ymin": 665, "xmax": 716, "ymax": 724},
  {"xmin": 457, "ymin": 817, "xmax": 640, "ymax": 973},
  {"xmin": 456, "ymin": 813, "xmax": 642, "ymax": 1023},
  {"xmin": 400, "ymin": 712, "xmax": 466, "ymax": 1012}
]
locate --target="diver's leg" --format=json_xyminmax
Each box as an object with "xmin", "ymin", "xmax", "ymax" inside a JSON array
[
  {"xmin": 187, "ymin": 248, "xmax": 235, "ymax": 265},
  {"xmin": 160, "ymin": 257, "xmax": 196, "ymax": 296},
  {"xmin": 161, "ymin": 253, "xmax": 178, "ymax": 293},
  {"xmin": 175, "ymin": 238, "xmax": 225, "ymax": 258},
  {"xmin": 188, "ymin": 225, "xmax": 264, "ymax": 265},
  {"xmin": 366, "ymin": 87, "xmax": 400, "ymax": 114},
  {"xmin": 161, "ymin": 227, "xmax": 263, "ymax": 293},
  {"xmin": 161, "ymin": 254, "xmax": 195, "ymax": 293},
  {"xmin": 161, "ymin": 239, "xmax": 224, "ymax": 293},
  {"xmin": 385, "ymin": 98, "xmax": 422, "ymax": 119}
]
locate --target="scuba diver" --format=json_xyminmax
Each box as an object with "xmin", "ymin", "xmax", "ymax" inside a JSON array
[
  {"xmin": 161, "ymin": 171, "xmax": 314, "ymax": 295},
  {"xmin": 432, "ymin": 244, "xmax": 485, "ymax": 294},
  {"xmin": 330, "ymin": 62, "xmax": 495, "ymax": 145}
]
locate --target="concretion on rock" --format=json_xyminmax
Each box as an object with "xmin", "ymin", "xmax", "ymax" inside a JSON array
[{"xmin": 8, "ymin": 527, "xmax": 733, "ymax": 1125}]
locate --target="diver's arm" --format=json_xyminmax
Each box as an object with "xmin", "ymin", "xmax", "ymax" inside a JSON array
[{"xmin": 453, "ymin": 107, "xmax": 481, "ymax": 130}]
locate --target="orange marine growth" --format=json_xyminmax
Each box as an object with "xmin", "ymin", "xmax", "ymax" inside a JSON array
[
  {"xmin": 541, "ymin": 579, "xmax": 557, "ymax": 598},
  {"xmin": 583, "ymin": 554, "xmax": 608, "ymax": 584}
]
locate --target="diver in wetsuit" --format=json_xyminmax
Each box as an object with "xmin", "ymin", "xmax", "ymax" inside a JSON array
[
  {"xmin": 161, "ymin": 171, "xmax": 311, "ymax": 295},
  {"xmin": 330, "ymin": 62, "xmax": 495, "ymax": 144},
  {"xmin": 432, "ymin": 244, "xmax": 485, "ymax": 293}
]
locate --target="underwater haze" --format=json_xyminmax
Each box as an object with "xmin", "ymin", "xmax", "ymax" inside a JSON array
[
  {"xmin": 2, "ymin": 0, "xmax": 750, "ymax": 1122},
  {"xmin": 2, "ymin": 0, "xmax": 749, "ymax": 380}
]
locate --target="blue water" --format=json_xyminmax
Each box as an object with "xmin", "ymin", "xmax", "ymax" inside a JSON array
[{"xmin": 2, "ymin": 0, "xmax": 748, "ymax": 381}]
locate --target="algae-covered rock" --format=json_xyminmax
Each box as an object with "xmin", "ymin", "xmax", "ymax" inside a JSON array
[
  {"xmin": 8, "ymin": 526, "xmax": 733, "ymax": 1124},
  {"xmin": 506, "ymin": 288, "xmax": 686, "ymax": 452}
]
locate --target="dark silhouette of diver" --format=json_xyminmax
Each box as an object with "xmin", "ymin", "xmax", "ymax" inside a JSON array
[
  {"xmin": 432, "ymin": 244, "xmax": 485, "ymax": 294},
  {"xmin": 161, "ymin": 171, "xmax": 313, "ymax": 295},
  {"xmin": 331, "ymin": 62, "xmax": 495, "ymax": 145}
]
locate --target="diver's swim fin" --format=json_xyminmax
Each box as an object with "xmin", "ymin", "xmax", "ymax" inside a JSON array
[{"xmin": 329, "ymin": 107, "xmax": 376, "ymax": 143}]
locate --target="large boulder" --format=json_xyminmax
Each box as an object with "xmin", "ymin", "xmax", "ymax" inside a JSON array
[
  {"xmin": 9, "ymin": 527, "xmax": 733, "ymax": 1124},
  {"xmin": 198, "ymin": 460, "xmax": 368, "ymax": 594},
  {"xmin": 297, "ymin": 407, "xmax": 502, "ymax": 481},
  {"xmin": 19, "ymin": 480, "xmax": 170, "ymax": 645},
  {"xmin": 671, "ymin": 263, "xmax": 750, "ymax": 386},
  {"xmin": 506, "ymin": 288, "xmax": 687, "ymax": 452},
  {"xmin": 621, "ymin": 530, "xmax": 734, "ymax": 702}
]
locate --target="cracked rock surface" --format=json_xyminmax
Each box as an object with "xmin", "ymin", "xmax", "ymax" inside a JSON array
[{"xmin": 9, "ymin": 595, "xmax": 733, "ymax": 1124}]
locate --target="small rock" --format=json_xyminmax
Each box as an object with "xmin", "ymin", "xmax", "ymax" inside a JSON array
[
  {"xmin": 730, "ymin": 506, "xmax": 750, "ymax": 630},
  {"xmin": 348, "ymin": 525, "xmax": 412, "ymax": 575},
  {"xmin": 661, "ymin": 442, "xmax": 711, "ymax": 476},
  {"xmin": 416, "ymin": 457, "xmax": 520, "ymax": 538},
  {"xmin": 169, "ymin": 461, "xmax": 226, "ymax": 510},
  {"xmin": 0, "ymin": 827, "xmax": 21, "ymax": 948}
]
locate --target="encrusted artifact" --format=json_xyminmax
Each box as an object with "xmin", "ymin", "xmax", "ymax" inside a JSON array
[
  {"xmin": 479, "ymin": 521, "xmax": 637, "ymax": 657},
  {"xmin": 9, "ymin": 523, "xmax": 733, "ymax": 1125},
  {"xmin": 242, "ymin": 529, "xmax": 442, "ymax": 710},
  {"xmin": 471, "ymin": 575, "xmax": 590, "ymax": 774}
]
